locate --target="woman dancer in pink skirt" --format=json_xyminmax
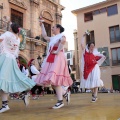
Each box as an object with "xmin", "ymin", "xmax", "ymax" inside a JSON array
[{"xmin": 35, "ymin": 19, "xmax": 73, "ymax": 109}]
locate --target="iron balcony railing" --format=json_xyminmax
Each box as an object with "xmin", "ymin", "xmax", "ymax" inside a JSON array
[
  {"xmin": 0, "ymin": 19, "xmax": 31, "ymax": 37},
  {"xmin": 0, "ymin": 19, "xmax": 48, "ymax": 42}
]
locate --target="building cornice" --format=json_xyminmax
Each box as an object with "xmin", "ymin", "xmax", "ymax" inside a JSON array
[
  {"xmin": 72, "ymin": 0, "xmax": 119, "ymax": 14},
  {"xmin": 48, "ymin": 0, "xmax": 65, "ymax": 10},
  {"xmin": 26, "ymin": 37, "xmax": 47, "ymax": 46},
  {"xmin": 30, "ymin": 0, "xmax": 39, "ymax": 5},
  {"xmin": 8, "ymin": 0, "xmax": 27, "ymax": 10}
]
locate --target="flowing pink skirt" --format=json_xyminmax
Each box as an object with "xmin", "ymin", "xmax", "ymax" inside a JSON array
[{"xmin": 35, "ymin": 52, "xmax": 73, "ymax": 86}]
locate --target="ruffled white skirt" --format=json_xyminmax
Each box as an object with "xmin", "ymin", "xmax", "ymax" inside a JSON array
[{"xmin": 80, "ymin": 64, "xmax": 103, "ymax": 89}]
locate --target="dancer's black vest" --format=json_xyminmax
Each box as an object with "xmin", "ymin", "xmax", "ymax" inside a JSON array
[{"xmin": 20, "ymin": 65, "xmax": 24, "ymax": 72}]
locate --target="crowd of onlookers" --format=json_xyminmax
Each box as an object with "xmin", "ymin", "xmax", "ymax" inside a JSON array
[{"xmin": 9, "ymin": 58, "xmax": 47, "ymax": 100}]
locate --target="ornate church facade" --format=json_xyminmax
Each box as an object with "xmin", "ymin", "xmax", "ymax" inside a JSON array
[{"xmin": 0, "ymin": 0, "xmax": 64, "ymax": 66}]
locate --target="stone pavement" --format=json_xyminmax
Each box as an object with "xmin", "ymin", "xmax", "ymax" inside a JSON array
[{"xmin": 0, "ymin": 93, "xmax": 120, "ymax": 120}]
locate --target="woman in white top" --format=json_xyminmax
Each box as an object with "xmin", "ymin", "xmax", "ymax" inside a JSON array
[
  {"xmin": 0, "ymin": 23, "xmax": 36, "ymax": 113},
  {"xmin": 28, "ymin": 59, "xmax": 40, "ymax": 81}
]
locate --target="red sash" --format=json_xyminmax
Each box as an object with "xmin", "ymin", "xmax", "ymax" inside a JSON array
[
  {"xmin": 84, "ymin": 51, "xmax": 97, "ymax": 79},
  {"xmin": 95, "ymin": 56, "xmax": 102, "ymax": 61},
  {"xmin": 47, "ymin": 47, "xmax": 63, "ymax": 63}
]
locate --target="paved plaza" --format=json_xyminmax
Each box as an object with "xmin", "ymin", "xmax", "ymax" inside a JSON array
[{"xmin": 0, "ymin": 93, "xmax": 120, "ymax": 120}]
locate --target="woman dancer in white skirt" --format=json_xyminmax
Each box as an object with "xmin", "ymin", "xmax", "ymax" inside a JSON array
[{"xmin": 80, "ymin": 33, "xmax": 106, "ymax": 102}]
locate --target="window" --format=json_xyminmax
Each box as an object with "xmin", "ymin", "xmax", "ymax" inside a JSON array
[
  {"xmin": 11, "ymin": 9, "xmax": 23, "ymax": 27},
  {"xmin": 86, "ymin": 31, "xmax": 95, "ymax": 44},
  {"xmin": 107, "ymin": 4, "xmax": 118, "ymax": 16},
  {"xmin": 84, "ymin": 12, "xmax": 93, "ymax": 22},
  {"xmin": 93, "ymin": 8, "xmax": 107, "ymax": 15},
  {"xmin": 93, "ymin": 10, "xmax": 100, "ymax": 15},
  {"xmin": 67, "ymin": 60, "xmax": 70, "ymax": 65},
  {"xmin": 100, "ymin": 8, "xmax": 106, "ymax": 13},
  {"xmin": 112, "ymin": 75, "xmax": 120, "ymax": 91},
  {"xmin": 98, "ymin": 47, "xmax": 110, "ymax": 66},
  {"xmin": 109, "ymin": 26, "xmax": 120, "ymax": 43},
  {"xmin": 44, "ymin": 22, "xmax": 51, "ymax": 37},
  {"xmin": 111, "ymin": 48, "xmax": 120, "ymax": 65},
  {"xmin": 67, "ymin": 53, "xmax": 71, "ymax": 59}
]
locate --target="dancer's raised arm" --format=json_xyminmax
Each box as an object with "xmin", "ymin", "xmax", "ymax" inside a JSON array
[
  {"xmin": 39, "ymin": 22, "xmax": 50, "ymax": 42},
  {"xmin": 81, "ymin": 34, "xmax": 86, "ymax": 50}
]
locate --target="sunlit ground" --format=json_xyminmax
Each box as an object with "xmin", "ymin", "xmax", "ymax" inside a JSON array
[{"xmin": 0, "ymin": 93, "xmax": 120, "ymax": 120}]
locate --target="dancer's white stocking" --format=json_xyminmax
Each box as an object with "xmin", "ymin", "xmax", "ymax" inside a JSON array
[
  {"xmin": 54, "ymin": 86, "xmax": 63, "ymax": 100},
  {"xmin": 94, "ymin": 87, "xmax": 98, "ymax": 97},
  {"xmin": 1, "ymin": 91, "xmax": 9, "ymax": 101}
]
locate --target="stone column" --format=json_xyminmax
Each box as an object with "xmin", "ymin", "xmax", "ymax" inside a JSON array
[
  {"xmin": 56, "ymin": 6, "xmax": 62, "ymax": 24},
  {"xmin": 55, "ymin": 13, "xmax": 62, "ymax": 24},
  {"xmin": 30, "ymin": 0, "xmax": 39, "ymax": 38},
  {"xmin": 73, "ymin": 30, "xmax": 80, "ymax": 80}
]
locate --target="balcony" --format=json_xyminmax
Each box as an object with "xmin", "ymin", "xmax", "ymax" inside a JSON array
[
  {"xmin": 0, "ymin": 19, "xmax": 48, "ymax": 47},
  {"xmin": 0, "ymin": 20, "xmax": 8, "ymax": 31},
  {"xmin": 0, "ymin": 19, "xmax": 31, "ymax": 37},
  {"xmin": 23, "ymin": 29, "xmax": 31, "ymax": 38}
]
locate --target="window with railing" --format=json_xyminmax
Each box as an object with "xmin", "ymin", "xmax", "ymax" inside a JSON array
[
  {"xmin": 111, "ymin": 48, "xmax": 120, "ymax": 65},
  {"xmin": 11, "ymin": 9, "xmax": 23, "ymax": 27},
  {"xmin": 109, "ymin": 25, "xmax": 120, "ymax": 43}
]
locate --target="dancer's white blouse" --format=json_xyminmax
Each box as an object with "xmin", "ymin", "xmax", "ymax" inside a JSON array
[
  {"xmin": 30, "ymin": 65, "xmax": 40, "ymax": 81},
  {"xmin": 0, "ymin": 31, "xmax": 20, "ymax": 58},
  {"xmin": 30, "ymin": 65, "xmax": 40, "ymax": 75}
]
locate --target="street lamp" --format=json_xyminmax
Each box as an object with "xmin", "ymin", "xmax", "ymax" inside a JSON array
[
  {"xmin": 37, "ymin": 55, "xmax": 42, "ymax": 67},
  {"xmin": 0, "ymin": 3, "xmax": 3, "ymax": 29}
]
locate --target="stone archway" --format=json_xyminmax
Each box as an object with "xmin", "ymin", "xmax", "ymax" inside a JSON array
[
  {"xmin": 40, "ymin": 10, "xmax": 53, "ymax": 37},
  {"xmin": 18, "ymin": 55, "xmax": 28, "ymax": 67},
  {"xmin": 40, "ymin": 10, "xmax": 53, "ymax": 22}
]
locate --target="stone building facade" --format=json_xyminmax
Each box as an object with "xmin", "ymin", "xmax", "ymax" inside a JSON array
[
  {"xmin": 72, "ymin": 0, "xmax": 120, "ymax": 89},
  {"xmin": 0, "ymin": 0, "xmax": 64, "ymax": 66}
]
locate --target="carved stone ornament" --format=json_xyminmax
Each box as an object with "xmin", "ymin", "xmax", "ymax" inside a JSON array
[
  {"xmin": 8, "ymin": 0, "xmax": 27, "ymax": 9},
  {"xmin": 41, "ymin": 10, "xmax": 53, "ymax": 21},
  {"xmin": 30, "ymin": 0, "xmax": 39, "ymax": 5},
  {"xmin": 19, "ymin": 28, "xmax": 27, "ymax": 50}
]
